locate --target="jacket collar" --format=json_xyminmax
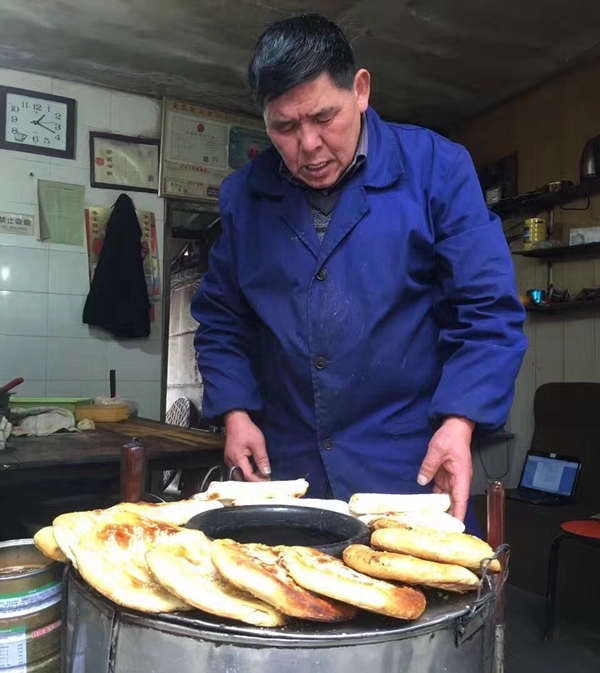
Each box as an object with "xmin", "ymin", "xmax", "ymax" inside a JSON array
[{"xmin": 247, "ymin": 106, "xmax": 404, "ymax": 197}]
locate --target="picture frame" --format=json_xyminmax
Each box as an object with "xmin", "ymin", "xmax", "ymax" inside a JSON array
[{"xmin": 89, "ymin": 132, "xmax": 160, "ymax": 193}]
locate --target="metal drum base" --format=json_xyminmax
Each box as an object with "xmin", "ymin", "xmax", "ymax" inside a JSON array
[{"xmin": 63, "ymin": 568, "xmax": 496, "ymax": 673}]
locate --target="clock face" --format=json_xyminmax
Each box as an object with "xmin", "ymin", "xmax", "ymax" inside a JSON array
[{"xmin": 5, "ymin": 93, "xmax": 68, "ymax": 152}]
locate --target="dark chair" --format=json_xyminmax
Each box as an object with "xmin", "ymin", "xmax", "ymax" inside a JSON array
[
  {"xmin": 474, "ymin": 383, "xmax": 600, "ymax": 635},
  {"xmin": 517, "ymin": 384, "xmax": 600, "ymax": 633}
]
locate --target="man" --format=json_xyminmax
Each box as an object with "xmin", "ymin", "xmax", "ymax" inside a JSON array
[{"xmin": 192, "ymin": 13, "xmax": 527, "ymax": 527}]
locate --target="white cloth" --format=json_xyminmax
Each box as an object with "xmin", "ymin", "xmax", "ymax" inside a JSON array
[
  {"xmin": 10, "ymin": 407, "xmax": 78, "ymax": 437},
  {"xmin": 0, "ymin": 416, "xmax": 12, "ymax": 450}
]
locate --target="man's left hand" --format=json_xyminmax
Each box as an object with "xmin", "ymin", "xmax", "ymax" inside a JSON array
[{"xmin": 417, "ymin": 416, "xmax": 474, "ymax": 522}]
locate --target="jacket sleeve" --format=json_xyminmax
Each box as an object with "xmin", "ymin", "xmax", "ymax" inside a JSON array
[
  {"xmin": 191, "ymin": 182, "xmax": 262, "ymax": 423},
  {"xmin": 428, "ymin": 145, "xmax": 527, "ymax": 432}
]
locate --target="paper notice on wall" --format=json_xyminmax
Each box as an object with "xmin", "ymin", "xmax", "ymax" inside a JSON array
[
  {"xmin": 38, "ymin": 180, "xmax": 85, "ymax": 246},
  {"xmin": 160, "ymin": 100, "xmax": 271, "ymax": 201},
  {"xmin": 0, "ymin": 212, "xmax": 36, "ymax": 237},
  {"xmin": 167, "ymin": 114, "xmax": 229, "ymax": 169},
  {"xmin": 84, "ymin": 206, "xmax": 160, "ymax": 321}
]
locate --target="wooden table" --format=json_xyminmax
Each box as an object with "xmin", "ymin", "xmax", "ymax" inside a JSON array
[{"xmin": 0, "ymin": 417, "xmax": 225, "ymax": 489}]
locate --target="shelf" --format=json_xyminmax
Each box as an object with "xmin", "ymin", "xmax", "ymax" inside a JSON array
[
  {"xmin": 491, "ymin": 178, "xmax": 600, "ymax": 220},
  {"xmin": 512, "ymin": 242, "xmax": 600, "ymax": 260},
  {"xmin": 526, "ymin": 299, "xmax": 600, "ymax": 314}
]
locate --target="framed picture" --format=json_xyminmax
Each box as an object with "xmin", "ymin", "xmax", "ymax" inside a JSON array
[
  {"xmin": 90, "ymin": 132, "xmax": 160, "ymax": 193},
  {"xmin": 0, "ymin": 85, "xmax": 76, "ymax": 159}
]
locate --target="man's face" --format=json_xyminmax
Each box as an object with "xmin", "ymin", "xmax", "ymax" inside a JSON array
[{"xmin": 264, "ymin": 70, "xmax": 371, "ymax": 190}]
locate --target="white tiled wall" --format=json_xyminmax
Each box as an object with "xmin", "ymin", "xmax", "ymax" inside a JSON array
[{"xmin": 0, "ymin": 69, "xmax": 165, "ymax": 419}]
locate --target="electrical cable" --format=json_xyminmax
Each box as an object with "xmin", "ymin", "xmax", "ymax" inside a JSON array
[
  {"xmin": 560, "ymin": 196, "xmax": 590, "ymax": 211},
  {"xmin": 477, "ymin": 438, "xmax": 510, "ymax": 481}
]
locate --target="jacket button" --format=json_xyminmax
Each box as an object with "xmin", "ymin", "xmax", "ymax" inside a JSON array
[
  {"xmin": 316, "ymin": 268, "xmax": 328, "ymax": 281},
  {"xmin": 322, "ymin": 438, "xmax": 333, "ymax": 450},
  {"xmin": 314, "ymin": 356, "xmax": 327, "ymax": 370}
]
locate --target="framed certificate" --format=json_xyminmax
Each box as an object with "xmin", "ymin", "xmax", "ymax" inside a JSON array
[
  {"xmin": 90, "ymin": 132, "xmax": 160, "ymax": 193},
  {"xmin": 159, "ymin": 99, "xmax": 271, "ymax": 201}
]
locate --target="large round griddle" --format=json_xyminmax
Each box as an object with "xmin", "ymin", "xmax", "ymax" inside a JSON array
[
  {"xmin": 70, "ymin": 569, "xmax": 495, "ymax": 647},
  {"xmin": 156, "ymin": 584, "xmax": 495, "ymax": 645}
]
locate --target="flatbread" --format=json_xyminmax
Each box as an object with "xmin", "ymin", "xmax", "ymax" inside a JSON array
[
  {"xmin": 107, "ymin": 498, "xmax": 223, "ymax": 526},
  {"xmin": 343, "ymin": 544, "xmax": 480, "ymax": 593},
  {"xmin": 53, "ymin": 510, "xmax": 103, "ymax": 567},
  {"xmin": 200, "ymin": 479, "xmax": 309, "ymax": 505},
  {"xmin": 371, "ymin": 524, "xmax": 501, "ymax": 574},
  {"xmin": 210, "ymin": 539, "xmax": 356, "ymax": 622},
  {"xmin": 33, "ymin": 526, "xmax": 68, "ymax": 564},
  {"xmin": 281, "ymin": 546, "xmax": 426, "ymax": 620},
  {"xmin": 146, "ymin": 529, "xmax": 285, "ymax": 627},
  {"xmin": 364, "ymin": 511, "xmax": 465, "ymax": 534},
  {"xmin": 51, "ymin": 498, "xmax": 224, "ymax": 566},
  {"xmin": 70, "ymin": 510, "xmax": 191, "ymax": 613},
  {"xmin": 232, "ymin": 497, "xmax": 350, "ymax": 515},
  {"xmin": 349, "ymin": 493, "xmax": 451, "ymax": 516}
]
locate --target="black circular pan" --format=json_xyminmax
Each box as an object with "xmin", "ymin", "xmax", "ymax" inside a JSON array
[{"xmin": 186, "ymin": 504, "xmax": 370, "ymax": 558}]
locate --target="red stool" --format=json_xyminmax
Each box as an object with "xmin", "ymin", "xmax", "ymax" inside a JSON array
[{"xmin": 544, "ymin": 519, "xmax": 600, "ymax": 640}]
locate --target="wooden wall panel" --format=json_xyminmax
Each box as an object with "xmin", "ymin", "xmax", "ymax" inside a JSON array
[
  {"xmin": 563, "ymin": 316, "xmax": 597, "ymax": 381},
  {"xmin": 504, "ymin": 317, "xmax": 537, "ymax": 485},
  {"xmin": 533, "ymin": 318, "xmax": 564, "ymax": 387},
  {"xmin": 450, "ymin": 59, "xmax": 600, "ymax": 492}
]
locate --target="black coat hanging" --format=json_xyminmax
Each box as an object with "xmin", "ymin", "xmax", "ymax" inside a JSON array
[{"xmin": 83, "ymin": 194, "xmax": 150, "ymax": 338}]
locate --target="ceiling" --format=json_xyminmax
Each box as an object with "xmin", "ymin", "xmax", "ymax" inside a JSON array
[{"xmin": 1, "ymin": 0, "xmax": 600, "ymax": 128}]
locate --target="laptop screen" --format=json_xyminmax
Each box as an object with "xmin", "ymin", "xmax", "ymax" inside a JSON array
[{"xmin": 520, "ymin": 453, "xmax": 580, "ymax": 497}]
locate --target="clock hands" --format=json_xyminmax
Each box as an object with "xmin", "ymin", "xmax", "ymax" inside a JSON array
[{"xmin": 31, "ymin": 115, "xmax": 56, "ymax": 134}]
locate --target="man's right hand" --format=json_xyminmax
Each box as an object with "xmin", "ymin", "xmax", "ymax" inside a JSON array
[{"xmin": 224, "ymin": 410, "xmax": 271, "ymax": 482}]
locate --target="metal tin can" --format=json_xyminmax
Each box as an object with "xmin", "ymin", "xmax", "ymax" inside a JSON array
[
  {"xmin": 0, "ymin": 540, "xmax": 63, "ymax": 673},
  {"xmin": 523, "ymin": 218, "xmax": 547, "ymax": 250}
]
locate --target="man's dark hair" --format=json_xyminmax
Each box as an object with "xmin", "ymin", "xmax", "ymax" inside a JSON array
[{"xmin": 248, "ymin": 13, "xmax": 357, "ymax": 109}]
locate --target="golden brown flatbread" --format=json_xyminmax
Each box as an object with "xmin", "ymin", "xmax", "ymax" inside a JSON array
[
  {"xmin": 146, "ymin": 529, "xmax": 285, "ymax": 627},
  {"xmin": 281, "ymin": 546, "xmax": 426, "ymax": 620},
  {"xmin": 70, "ymin": 510, "xmax": 191, "ymax": 613},
  {"xmin": 52, "ymin": 510, "xmax": 103, "ymax": 567},
  {"xmin": 371, "ymin": 524, "xmax": 501, "ymax": 574},
  {"xmin": 50, "ymin": 498, "xmax": 224, "ymax": 567},
  {"xmin": 343, "ymin": 544, "xmax": 480, "ymax": 593},
  {"xmin": 106, "ymin": 498, "xmax": 223, "ymax": 526},
  {"xmin": 210, "ymin": 539, "xmax": 356, "ymax": 622},
  {"xmin": 33, "ymin": 526, "xmax": 68, "ymax": 564}
]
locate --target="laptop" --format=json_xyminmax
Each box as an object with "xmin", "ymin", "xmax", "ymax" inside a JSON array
[{"xmin": 505, "ymin": 451, "xmax": 581, "ymax": 505}]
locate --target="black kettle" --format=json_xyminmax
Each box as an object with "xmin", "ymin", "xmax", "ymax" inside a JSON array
[{"xmin": 580, "ymin": 135, "xmax": 600, "ymax": 181}]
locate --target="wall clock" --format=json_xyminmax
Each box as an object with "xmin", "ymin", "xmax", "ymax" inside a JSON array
[{"xmin": 0, "ymin": 86, "xmax": 77, "ymax": 159}]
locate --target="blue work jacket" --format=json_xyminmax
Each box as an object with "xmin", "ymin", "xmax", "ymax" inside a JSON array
[{"xmin": 192, "ymin": 107, "xmax": 527, "ymax": 506}]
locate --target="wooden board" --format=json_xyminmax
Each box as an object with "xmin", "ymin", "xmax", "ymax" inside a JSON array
[{"xmin": 0, "ymin": 418, "xmax": 224, "ymax": 471}]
